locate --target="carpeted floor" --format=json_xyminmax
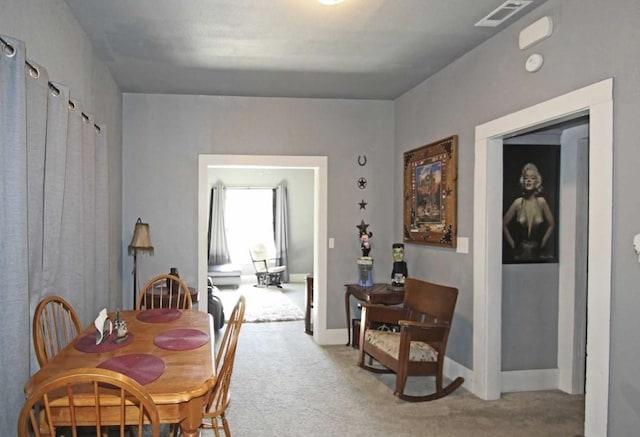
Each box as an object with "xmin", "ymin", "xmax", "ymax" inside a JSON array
[
  {"xmin": 200, "ymin": 320, "xmax": 584, "ymax": 437},
  {"xmin": 216, "ymin": 281, "xmax": 304, "ymax": 323}
]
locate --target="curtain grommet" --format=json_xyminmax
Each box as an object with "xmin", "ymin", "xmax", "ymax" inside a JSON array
[{"xmin": 2, "ymin": 42, "xmax": 16, "ymax": 57}]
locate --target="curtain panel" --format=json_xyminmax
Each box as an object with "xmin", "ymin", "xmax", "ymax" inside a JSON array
[
  {"xmin": 208, "ymin": 181, "xmax": 231, "ymax": 266},
  {"xmin": 0, "ymin": 35, "xmax": 109, "ymax": 435},
  {"xmin": 275, "ymin": 182, "xmax": 290, "ymax": 282}
]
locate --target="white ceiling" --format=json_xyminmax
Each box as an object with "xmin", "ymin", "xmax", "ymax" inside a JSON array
[{"xmin": 64, "ymin": 0, "xmax": 546, "ymax": 100}]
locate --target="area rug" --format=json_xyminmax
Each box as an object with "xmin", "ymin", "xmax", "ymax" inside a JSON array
[{"xmin": 216, "ymin": 284, "xmax": 304, "ymax": 323}]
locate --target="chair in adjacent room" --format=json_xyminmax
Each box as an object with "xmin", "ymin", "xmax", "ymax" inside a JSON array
[
  {"xmin": 32, "ymin": 295, "xmax": 82, "ymax": 367},
  {"xmin": 358, "ymin": 277, "xmax": 465, "ymax": 402},
  {"xmin": 18, "ymin": 367, "xmax": 160, "ymax": 437},
  {"xmin": 249, "ymin": 243, "xmax": 286, "ymax": 288},
  {"xmin": 137, "ymin": 273, "xmax": 193, "ymax": 310}
]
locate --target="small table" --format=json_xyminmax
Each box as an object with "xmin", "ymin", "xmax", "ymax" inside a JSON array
[
  {"xmin": 305, "ymin": 275, "xmax": 314, "ymax": 335},
  {"xmin": 344, "ymin": 283, "xmax": 404, "ymax": 346}
]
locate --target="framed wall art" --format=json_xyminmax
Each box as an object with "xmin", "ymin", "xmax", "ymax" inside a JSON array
[
  {"xmin": 403, "ymin": 135, "xmax": 458, "ymax": 248},
  {"xmin": 502, "ymin": 144, "xmax": 560, "ymax": 264}
]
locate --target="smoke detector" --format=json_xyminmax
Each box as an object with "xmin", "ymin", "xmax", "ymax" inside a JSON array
[{"xmin": 475, "ymin": 1, "xmax": 533, "ymax": 27}]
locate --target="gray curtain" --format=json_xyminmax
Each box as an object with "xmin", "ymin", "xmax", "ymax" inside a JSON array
[
  {"xmin": 0, "ymin": 36, "xmax": 30, "ymax": 437},
  {"xmin": 0, "ymin": 35, "xmax": 109, "ymax": 435},
  {"xmin": 275, "ymin": 182, "xmax": 289, "ymax": 282},
  {"xmin": 208, "ymin": 181, "xmax": 231, "ymax": 266}
]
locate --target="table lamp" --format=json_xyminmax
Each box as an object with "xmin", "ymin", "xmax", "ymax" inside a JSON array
[{"xmin": 128, "ymin": 218, "xmax": 154, "ymax": 307}]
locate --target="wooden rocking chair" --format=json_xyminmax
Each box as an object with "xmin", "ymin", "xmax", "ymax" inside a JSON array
[{"xmin": 358, "ymin": 277, "xmax": 464, "ymax": 402}]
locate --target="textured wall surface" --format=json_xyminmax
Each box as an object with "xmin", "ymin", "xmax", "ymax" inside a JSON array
[
  {"xmin": 395, "ymin": 0, "xmax": 640, "ymax": 433},
  {"xmin": 123, "ymin": 94, "xmax": 394, "ymax": 328}
]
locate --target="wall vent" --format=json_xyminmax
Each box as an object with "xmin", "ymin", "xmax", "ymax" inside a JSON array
[{"xmin": 475, "ymin": 0, "xmax": 533, "ymax": 27}]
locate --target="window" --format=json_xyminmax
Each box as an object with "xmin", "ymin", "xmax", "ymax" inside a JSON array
[{"xmin": 224, "ymin": 188, "xmax": 275, "ymax": 266}]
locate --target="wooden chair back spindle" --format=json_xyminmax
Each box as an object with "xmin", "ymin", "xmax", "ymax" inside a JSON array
[
  {"xmin": 18, "ymin": 368, "xmax": 160, "ymax": 437},
  {"xmin": 137, "ymin": 274, "xmax": 192, "ymax": 310},
  {"xmin": 33, "ymin": 296, "xmax": 82, "ymax": 367}
]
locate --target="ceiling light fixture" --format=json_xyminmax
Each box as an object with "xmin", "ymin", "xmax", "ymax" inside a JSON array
[{"xmin": 317, "ymin": 0, "xmax": 344, "ymax": 5}]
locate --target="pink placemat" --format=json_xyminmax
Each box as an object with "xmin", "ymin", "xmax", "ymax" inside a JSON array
[
  {"xmin": 136, "ymin": 308, "xmax": 182, "ymax": 323},
  {"xmin": 154, "ymin": 328, "xmax": 209, "ymax": 351},
  {"xmin": 97, "ymin": 354, "xmax": 165, "ymax": 385},
  {"xmin": 74, "ymin": 332, "xmax": 135, "ymax": 353}
]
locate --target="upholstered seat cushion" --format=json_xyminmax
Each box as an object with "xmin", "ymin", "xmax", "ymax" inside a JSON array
[
  {"xmin": 364, "ymin": 330, "xmax": 438, "ymax": 362},
  {"xmin": 209, "ymin": 264, "xmax": 241, "ymax": 277},
  {"xmin": 208, "ymin": 264, "xmax": 242, "ymax": 287}
]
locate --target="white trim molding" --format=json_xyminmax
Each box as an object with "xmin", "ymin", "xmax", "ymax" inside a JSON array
[
  {"xmin": 473, "ymin": 78, "xmax": 613, "ymax": 437},
  {"xmin": 501, "ymin": 369, "xmax": 559, "ymax": 393},
  {"xmin": 198, "ymin": 155, "xmax": 330, "ymax": 344}
]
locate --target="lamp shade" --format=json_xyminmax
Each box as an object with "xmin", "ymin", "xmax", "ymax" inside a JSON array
[{"xmin": 128, "ymin": 218, "xmax": 154, "ymax": 255}]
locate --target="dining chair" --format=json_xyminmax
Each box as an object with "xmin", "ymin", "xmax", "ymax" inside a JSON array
[
  {"xmin": 32, "ymin": 295, "xmax": 82, "ymax": 367},
  {"xmin": 17, "ymin": 367, "xmax": 161, "ymax": 437},
  {"xmin": 137, "ymin": 273, "xmax": 192, "ymax": 310},
  {"xmin": 205, "ymin": 295, "xmax": 246, "ymax": 437},
  {"xmin": 174, "ymin": 295, "xmax": 246, "ymax": 437}
]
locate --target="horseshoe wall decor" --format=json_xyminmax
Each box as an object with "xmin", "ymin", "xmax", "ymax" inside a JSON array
[{"xmin": 357, "ymin": 155, "xmax": 367, "ymax": 166}]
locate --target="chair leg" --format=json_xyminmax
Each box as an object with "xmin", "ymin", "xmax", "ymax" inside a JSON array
[
  {"xmin": 394, "ymin": 366, "xmax": 409, "ymax": 398},
  {"xmin": 212, "ymin": 416, "xmax": 221, "ymax": 437},
  {"xmin": 395, "ymin": 376, "xmax": 465, "ymax": 402},
  {"xmin": 221, "ymin": 412, "xmax": 232, "ymax": 437}
]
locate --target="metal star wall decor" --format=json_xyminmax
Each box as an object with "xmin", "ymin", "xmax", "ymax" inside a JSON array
[
  {"xmin": 357, "ymin": 177, "xmax": 367, "ymax": 189},
  {"xmin": 357, "ymin": 220, "xmax": 370, "ymax": 236},
  {"xmin": 359, "ymin": 199, "xmax": 367, "ymax": 210}
]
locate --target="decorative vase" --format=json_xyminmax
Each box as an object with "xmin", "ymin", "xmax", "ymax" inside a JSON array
[{"xmin": 357, "ymin": 258, "xmax": 374, "ymax": 287}]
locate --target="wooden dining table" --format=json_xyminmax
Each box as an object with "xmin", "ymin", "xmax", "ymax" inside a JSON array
[{"xmin": 24, "ymin": 309, "xmax": 215, "ymax": 437}]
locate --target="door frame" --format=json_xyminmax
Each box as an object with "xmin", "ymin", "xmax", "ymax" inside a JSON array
[
  {"xmin": 472, "ymin": 79, "xmax": 613, "ymax": 436},
  {"xmin": 197, "ymin": 154, "xmax": 330, "ymax": 343}
]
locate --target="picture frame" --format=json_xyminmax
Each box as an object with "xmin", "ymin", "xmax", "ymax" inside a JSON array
[
  {"xmin": 403, "ymin": 135, "xmax": 458, "ymax": 248},
  {"xmin": 502, "ymin": 144, "xmax": 560, "ymax": 264}
]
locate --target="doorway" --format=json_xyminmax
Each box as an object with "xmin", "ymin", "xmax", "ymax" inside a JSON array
[
  {"xmin": 197, "ymin": 155, "xmax": 330, "ymax": 343},
  {"xmin": 500, "ymin": 119, "xmax": 589, "ymax": 393},
  {"xmin": 472, "ymin": 79, "xmax": 613, "ymax": 437}
]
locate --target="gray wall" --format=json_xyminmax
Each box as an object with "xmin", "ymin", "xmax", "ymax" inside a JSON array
[
  {"xmin": 208, "ymin": 168, "xmax": 314, "ymax": 276},
  {"xmin": 394, "ymin": 0, "xmax": 640, "ymax": 433},
  {"xmin": 1, "ymin": 0, "xmax": 123, "ymax": 305},
  {"xmin": 122, "ymin": 94, "xmax": 395, "ymax": 328}
]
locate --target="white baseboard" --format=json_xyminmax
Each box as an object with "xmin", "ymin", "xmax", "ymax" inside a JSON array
[
  {"xmin": 501, "ymin": 368, "xmax": 558, "ymax": 392},
  {"xmin": 445, "ymin": 357, "xmax": 473, "ymax": 388},
  {"xmin": 288, "ymin": 273, "xmax": 308, "ymax": 283},
  {"xmin": 315, "ymin": 328, "xmax": 348, "ymax": 345}
]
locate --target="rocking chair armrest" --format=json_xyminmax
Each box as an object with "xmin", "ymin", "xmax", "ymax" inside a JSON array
[
  {"xmin": 361, "ymin": 304, "xmax": 406, "ymax": 325},
  {"xmin": 398, "ymin": 319, "xmax": 450, "ymax": 343},
  {"xmin": 398, "ymin": 319, "xmax": 450, "ymax": 329}
]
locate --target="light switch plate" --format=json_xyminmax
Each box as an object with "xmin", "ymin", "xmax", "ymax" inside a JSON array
[{"xmin": 456, "ymin": 237, "xmax": 469, "ymax": 254}]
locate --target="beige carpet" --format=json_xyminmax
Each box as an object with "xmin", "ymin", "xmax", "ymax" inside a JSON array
[
  {"xmin": 201, "ymin": 321, "xmax": 585, "ymax": 437},
  {"xmin": 216, "ymin": 282, "xmax": 304, "ymax": 323}
]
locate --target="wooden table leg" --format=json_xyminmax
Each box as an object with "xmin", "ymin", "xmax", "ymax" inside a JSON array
[
  {"xmin": 305, "ymin": 275, "xmax": 313, "ymax": 335},
  {"xmin": 345, "ymin": 289, "xmax": 352, "ymax": 346},
  {"xmin": 179, "ymin": 398, "xmax": 203, "ymax": 437}
]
